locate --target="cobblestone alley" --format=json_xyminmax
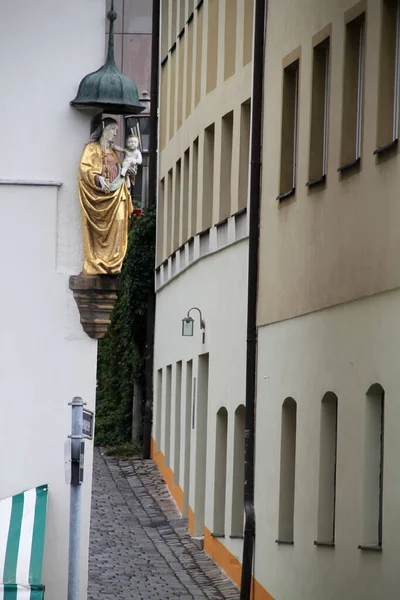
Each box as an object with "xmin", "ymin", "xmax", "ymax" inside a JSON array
[{"xmin": 88, "ymin": 447, "xmax": 240, "ymax": 600}]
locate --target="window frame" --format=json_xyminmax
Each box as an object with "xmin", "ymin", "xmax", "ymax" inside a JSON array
[{"xmin": 338, "ymin": 12, "xmax": 366, "ymax": 173}]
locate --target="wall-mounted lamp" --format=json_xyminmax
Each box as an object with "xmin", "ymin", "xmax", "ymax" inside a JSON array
[{"xmin": 182, "ymin": 307, "xmax": 206, "ymax": 344}]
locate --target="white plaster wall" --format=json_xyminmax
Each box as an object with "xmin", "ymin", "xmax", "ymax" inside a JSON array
[
  {"xmin": 255, "ymin": 288, "xmax": 400, "ymax": 600},
  {"xmin": 0, "ymin": 1, "xmax": 104, "ymax": 598},
  {"xmin": 153, "ymin": 239, "xmax": 248, "ymax": 562}
]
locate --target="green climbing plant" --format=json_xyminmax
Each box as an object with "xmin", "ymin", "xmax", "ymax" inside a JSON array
[{"xmin": 95, "ymin": 207, "xmax": 156, "ymax": 446}]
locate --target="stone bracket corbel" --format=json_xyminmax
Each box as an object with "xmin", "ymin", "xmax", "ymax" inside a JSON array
[{"xmin": 69, "ymin": 274, "xmax": 120, "ymax": 339}]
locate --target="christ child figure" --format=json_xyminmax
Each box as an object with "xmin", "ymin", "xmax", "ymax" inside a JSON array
[{"xmin": 113, "ymin": 135, "xmax": 143, "ymax": 188}]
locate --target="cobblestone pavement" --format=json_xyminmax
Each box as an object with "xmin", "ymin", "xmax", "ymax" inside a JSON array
[{"xmin": 88, "ymin": 447, "xmax": 240, "ymax": 600}]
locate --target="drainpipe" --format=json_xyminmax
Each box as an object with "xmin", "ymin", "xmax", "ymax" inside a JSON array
[
  {"xmin": 240, "ymin": 0, "xmax": 267, "ymax": 599},
  {"xmin": 142, "ymin": 0, "xmax": 160, "ymax": 459}
]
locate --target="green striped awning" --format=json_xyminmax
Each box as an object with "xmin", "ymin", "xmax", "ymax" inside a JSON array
[{"xmin": 0, "ymin": 486, "xmax": 48, "ymax": 600}]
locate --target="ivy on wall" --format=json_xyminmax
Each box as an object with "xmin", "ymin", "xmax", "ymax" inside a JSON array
[{"xmin": 95, "ymin": 207, "xmax": 156, "ymax": 446}]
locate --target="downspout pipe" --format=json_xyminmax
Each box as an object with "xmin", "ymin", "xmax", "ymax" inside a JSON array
[
  {"xmin": 240, "ymin": 0, "xmax": 267, "ymax": 599},
  {"xmin": 142, "ymin": 0, "xmax": 160, "ymax": 459}
]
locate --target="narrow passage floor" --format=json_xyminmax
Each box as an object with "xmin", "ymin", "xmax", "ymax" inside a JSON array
[{"xmin": 88, "ymin": 447, "xmax": 240, "ymax": 600}]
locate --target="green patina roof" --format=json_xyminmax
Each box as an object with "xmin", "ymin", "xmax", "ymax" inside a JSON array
[{"xmin": 71, "ymin": 2, "xmax": 143, "ymax": 115}]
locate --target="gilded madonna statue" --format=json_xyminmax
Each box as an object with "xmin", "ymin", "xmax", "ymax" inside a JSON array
[{"xmin": 78, "ymin": 117, "xmax": 133, "ymax": 275}]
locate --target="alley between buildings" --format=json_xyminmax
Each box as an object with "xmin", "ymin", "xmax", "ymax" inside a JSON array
[{"xmin": 88, "ymin": 448, "xmax": 240, "ymax": 600}]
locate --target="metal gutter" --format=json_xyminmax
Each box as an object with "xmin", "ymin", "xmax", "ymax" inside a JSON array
[{"xmin": 240, "ymin": 0, "xmax": 267, "ymax": 598}]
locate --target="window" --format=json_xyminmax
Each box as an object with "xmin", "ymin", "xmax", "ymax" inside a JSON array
[
  {"xmin": 315, "ymin": 393, "xmax": 338, "ymax": 546},
  {"xmin": 169, "ymin": 48, "xmax": 177, "ymax": 140},
  {"xmin": 194, "ymin": 353, "xmax": 209, "ymax": 536},
  {"xmin": 339, "ymin": 13, "xmax": 365, "ymax": 171},
  {"xmin": 156, "ymin": 179, "xmax": 165, "ymax": 265},
  {"xmin": 182, "ymin": 148, "xmax": 190, "ymax": 243},
  {"xmin": 308, "ymin": 37, "xmax": 330, "ymax": 186},
  {"xmin": 231, "ymin": 405, "xmax": 246, "ymax": 536},
  {"xmin": 277, "ymin": 398, "xmax": 297, "ymax": 543},
  {"xmin": 174, "ymin": 362, "xmax": 182, "ymax": 484},
  {"xmin": 243, "ymin": 0, "xmax": 254, "ymax": 66},
  {"xmin": 220, "ymin": 111, "xmax": 234, "ymax": 221},
  {"xmin": 206, "ymin": 0, "xmax": 219, "ymax": 93},
  {"xmin": 155, "ymin": 369, "xmax": 163, "ymax": 451},
  {"xmin": 360, "ymin": 384, "xmax": 385, "ymax": 550},
  {"xmin": 161, "ymin": 0, "xmax": 170, "ymax": 59},
  {"xmin": 186, "ymin": 17, "xmax": 194, "ymax": 118},
  {"xmin": 167, "ymin": 169, "xmax": 173, "ymax": 255},
  {"xmin": 179, "ymin": 0, "xmax": 186, "ymax": 33},
  {"xmin": 183, "ymin": 360, "xmax": 193, "ymax": 517},
  {"xmin": 375, "ymin": 0, "xmax": 400, "ymax": 153},
  {"xmin": 213, "ymin": 408, "xmax": 228, "ymax": 536},
  {"xmin": 278, "ymin": 60, "xmax": 299, "ymax": 200},
  {"xmin": 164, "ymin": 365, "xmax": 172, "ymax": 466},
  {"xmin": 177, "ymin": 39, "xmax": 185, "ymax": 130},
  {"xmin": 191, "ymin": 137, "xmax": 199, "ymax": 236},
  {"xmin": 202, "ymin": 124, "xmax": 215, "ymax": 230},
  {"xmin": 195, "ymin": 4, "xmax": 203, "ymax": 106},
  {"xmin": 224, "ymin": 0, "xmax": 237, "ymax": 80},
  {"xmin": 173, "ymin": 159, "xmax": 181, "ymax": 250},
  {"xmin": 238, "ymin": 100, "xmax": 251, "ymax": 210}
]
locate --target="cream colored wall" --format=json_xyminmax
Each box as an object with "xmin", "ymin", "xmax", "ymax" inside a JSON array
[
  {"xmin": 157, "ymin": 0, "xmax": 252, "ymax": 265},
  {"xmin": 255, "ymin": 287, "xmax": 400, "ymax": 600},
  {"xmin": 0, "ymin": 1, "xmax": 103, "ymax": 598},
  {"xmin": 258, "ymin": 0, "xmax": 400, "ymax": 326},
  {"xmin": 153, "ymin": 240, "xmax": 248, "ymax": 563}
]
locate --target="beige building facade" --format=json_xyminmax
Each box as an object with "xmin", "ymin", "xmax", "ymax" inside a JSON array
[
  {"xmin": 154, "ymin": 0, "xmax": 400, "ymax": 598},
  {"xmin": 256, "ymin": 0, "xmax": 400, "ymax": 598},
  {"xmin": 152, "ymin": 0, "xmax": 254, "ymax": 591}
]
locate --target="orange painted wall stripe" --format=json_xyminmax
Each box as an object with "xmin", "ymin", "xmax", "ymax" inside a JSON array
[
  {"xmin": 204, "ymin": 527, "xmax": 242, "ymax": 587},
  {"xmin": 151, "ymin": 438, "xmax": 184, "ymax": 514},
  {"xmin": 150, "ymin": 439, "xmax": 275, "ymax": 600}
]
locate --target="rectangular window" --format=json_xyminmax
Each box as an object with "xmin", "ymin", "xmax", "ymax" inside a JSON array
[
  {"xmin": 179, "ymin": 0, "xmax": 186, "ymax": 33},
  {"xmin": 177, "ymin": 39, "xmax": 185, "ymax": 130},
  {"xmin": 375, "ymin": 0, "xmax": 400, "ymax": 153},
  {"xmin": 173, "ymin": 159, "xmax": 181, "ymax": 251},
  {"xmin": 161, "ymin": 0, "xmax": 170, "ymax": 59},
  {"xmin": 243, "ymin": 0, "xmax": 254, "ymax": 66},
  {"xmin": 195, "ymin": 4, "xmax": 203, "ymax": 106},
  {"xmin": 183, "ymin": 360, "xmax": 193, "ymax": 517},
  {"xmin": 220, "ymin": 111, "xmax": 233, "ymax": 221},
  {"xmin": 224, "ymin": 0, "xmax": 237, "ymax": 80},
  {"xmin": 308, "ymin": 38, "xmax": 330, "ymax": 186},
  {"xmin": 155, "ymin": 369, "xmax": 163, "ymax": 451},
  {"xmin": 202, "ymin": 124, "xmax": 215, "ymax": 230},
  {"xmin": 169, "ymin": 49, "xmax": 177, "ymax": 140},
  {"xmin": 174, "ymin": 361, "xmax": 182, "ymax": 484},
  {"xmin": 277, "ymin": 398, "xmax": 297, "ymax": 543},
  {"xmin": 167, "ymin": 169, "xmax": 173, "ymax": 255},
  {"xmin": 160, "ymin": 64, "xmax": 168, "ymax": 150},
  {"xmin": 361, "ymin": 385, "xmax": 385, "ymax": 550},
  {"xmin": 278, "ymin": 59, "xmax": 299, "ymax": 200},
  {"xmin": 186, "ymin": 18, "xmax": 194, "ymax": 118},
  {"xmin": 156, "ymin": 178, "xmax": 165, "ymax": 265},
  {"xmin": 164, "ymin": 365, "xmax": 172, "ymax": 466},
  {"xmin": 238, "ymin": 100, "xmax": 251, "ymax": 210},
  {"xmin": 339, "ymin": 13, "xmax": 365, "ymax": 171},
  {"xmin": 171, "ymin": 0, "xmax": 177, "ymax": 42},
  {"xmin": 191, "ymin": 137, "xmax": 199, "ymax": 236},
  {"xmin": 316, "ymin": 393, "xmax": 338, "ymax": 546},
  {"xmin": 182, "ymin": 148, "xmax": 190, "ymax": 243},
  {"xmin": 206, "ymin": 0, "xmax": 219, "ymax": 93}
]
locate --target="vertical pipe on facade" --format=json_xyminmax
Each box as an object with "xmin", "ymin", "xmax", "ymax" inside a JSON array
[
  {"xmin": 240, "ymin": 0, "xmax": 267, "ymax": 599},
  {"xmin": 142, "ymin": 0, "xmax": 160, "ymax": 459}
]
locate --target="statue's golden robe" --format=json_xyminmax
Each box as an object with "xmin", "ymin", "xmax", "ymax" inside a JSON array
[{"xmin": 78, "ymin": 142, "xmax": 133, "ymax": 274}]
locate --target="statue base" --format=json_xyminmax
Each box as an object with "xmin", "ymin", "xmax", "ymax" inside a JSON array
[{"xmin": 69, "ymin": 273, "xmax": 120, "ymax": 339}]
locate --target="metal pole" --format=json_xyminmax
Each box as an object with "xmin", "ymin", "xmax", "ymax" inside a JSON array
[{"xmin": 68, "ymin": 397, "xmax": 84, "ymax": 600}]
